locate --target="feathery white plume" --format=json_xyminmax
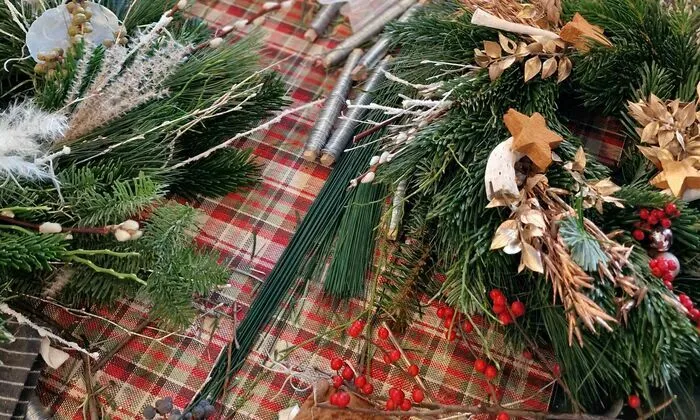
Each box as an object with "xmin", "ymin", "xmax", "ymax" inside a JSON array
[{"xmin": 0, "ymin": 101, "xmax": 67, "ymax": 180}]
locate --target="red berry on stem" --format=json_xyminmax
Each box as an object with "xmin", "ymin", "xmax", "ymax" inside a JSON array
[
  {"xmin": 385, "ymin": 399, "xmax": 396, "ymax": 410},
  {"xmin": 444, "ymin": 307, "xmax": 455, "ymax": 319},
  {"xmin": 689, "ymin": 308, "xmax": 700, "ymax": 321},
  {"xmin": 462, "ymin": 319, "xmax": 474, "ymax": 333},
  {"xmin": 447, "ymin": 329, "xmax": 457, "ymax": 341},
  {"xmin": 354, "ymin": 375, "xmax": 367, "ymax": 388},
  {"xmin": 628, "ymin": 394, "xmax": 641, "ymax": 409},
  {"xmin": 639, "ymin": 209, "xmax": 650, "ymax": 219},
  {"xmin": 485, "ymin": 365, "xmax": 498, "ymax": 380},
  {"xmin": 336, "ymin": 392, "xmax": 351, "ymax": 408},
  {"xmin": 649, "ymin": 258, "xmax": 658, "ymax": 269},
  {"xmin": 522, "ymin": 350, "xmax": 533, "ymax": 360},
  {"xmin": 330, "ymin": 357, "xmax": 344, "ymax": 371},
  {"xmin": 412, "ymin": 388, "xmax": 424, "ymax": 403},
  {"xmin": 378, "ymin": 326, "xmax": 389, "ymax": 340},
  {"xmin": 443, "ymin": 317, "xmax": 452, "ymax": 328},
  {"xmin": 329, "ymin": 393, "xmax": 339, "ymax": 406},
  {"xmin": 341, "ymin": 366, "xmax": 354, "ymax": 381},
  {"xmin": 648, "ymin": 216, "xmax": 659, "ymax": 225},
  {"xmin": 496, "ymin": 412, "xmax": 510, "ymax": 420},
  {"xmin": 400, "ymin": 398, "xmax": 412, "ymax": 411},
  {"xmin": 667, "ymin": 260, "xmax": 678, "ymax": 271},
  {"xmin": 665, "ymin": 203, "xmax": 678, "ymax": 216},
  {"xmin": 489, "ymin": 289, "xmax": 503, "ymax": 301},
  {"xmin": 493, "ymin": 304, "xmax": 506, "ymax": 315},
  {"xmin": 407, "ymin": 364, "xmax": 419, "ymax": 377},
  {"xmin": 552, "ymin": 363, "xmax": 561, "ymax": 376},
  {"xmin": 656, "ymin": 260, "xmax": 668, "ymax": 272},
  {"xmin": 498, "ymin": 312, "xmax": 513, "ymax": 325},
  {"xmin": 661, "ymin": 218, "xmax": 672, "ymax": 228},
  {"xmin": 361, "ymin": 383, "xmax": 374, "ymax": 395},
  {"xmin": 511, "ymin": 301, "xmax": 526, "ymax": 317},
  {"xmin": 651, "ymin": 267, "xmax": 663, "ymax": 278},
  {"xmin": 348, "ymin": 326, "xmax": 361, "ymax": 338},
  {"xmin": 493, "ymin": 294, "xmax": 507, "ymax": 306},
  {"xmin": 663, "ymin": 280, "xmax": 673, "ymax": 290},
  {"xmin": 332, "ymin": 375, "xmax": 343, "ymax": 388},
  {"xmin": 389, "ymin": 388, "xmax": 404, "ymax": 404},
  {"xmin": 474, "ymin": 359, "xmax": 487, "ymax": 373},
  {"xmin": 436, "ymin": 307, "xmax": 446, "ymax": 319},
  {"xmin": 632, "ymin": 229, "xmax": 645, "ymax": 241},
  {"xmin": 662, "ymin": 272, "xmax": 674, "ymax": 283},
  {"xmin": 390, "ymin": 349, "xmax": 401, "ymax": 362},
  {"xmin": 383, "ymin": 353, "xmax": 392, "ymax": 364}
]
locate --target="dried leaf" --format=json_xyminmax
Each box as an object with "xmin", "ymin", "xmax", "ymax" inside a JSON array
[
  {"xmin": 592, "ymin": 178, "xmax": 621, "ymax": 196},
  {"xmin": 504, "ymin": 240, "xmax": 523, "ymax": 255},
  {"xmin": 491, "ymin": 219, "xmax": 518, "ymax": 250},
  {"xmin": 676, "ymin": 102, "xmax": 696, "ymax": 128},
  {"xmin": 515, "ymin": 42, "xmax": 531, "ymax": 58},
  {"xmin": 518, "ymin": 3, "xmax": 538, "ymax": 19},
  {"xmin": 520, "ymin": 241, "xmax": 544, "ymax": 273},
  {"xmin": 521, "ymin": 209, "xmax": 546, "ymax": 229},
  {"xmin": 559, "ymin": 13, "xmax": 612, "ymax": 51},
  {"xmin": 500, "ymin": 56, "xmax": 517, "ymax": 71},
  {"xmin": 658, "ymin": 130, "xmax": 675, "ymax": 148},
  {"xmin": 542, "ymin": 39, "xmax": 559, "ymax": 54},
  {"xmin": 649, "ymin": 94, "xmax": 666, "ymax": 117},
  {"xmin": 484, "ymin": 41, "xmax": 502, "ymax": 59},
  {"xmin": 557, "ymin": 56, "xmax": 572, "ymax": 83},
  {"xmin": 573, "ymin": 147, "xmax": 586, "ymax": 172},
  {"xmin": 628, "ymin": 101, "xmax": 652, "ymax": 126},
  {"xmin": 640, "ymin": 121, "xmax": 659, "ymax": 143},
  {"xmin": 489, "ymin": 63, "xmax": 505, "ymax": 81},
  {"xmin": 541, "ymin": 57, "xmax": 557, "ymax": 79},
  {"xmin": 523, "ymin": 56, "xmax": 542, "ymax": 82},
  {"xmin": 526, "ymin": 42, "xmax": 543, "ymax": 54},
  {"xmin": 498, "ymin": 33, "xmax": 517, "ymax": 54},
  {"xmin": 474, "ymin": 49, "xmax": 491, "ymax": 67}
]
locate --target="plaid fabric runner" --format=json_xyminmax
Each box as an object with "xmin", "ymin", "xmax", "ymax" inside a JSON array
[{"xmin": 33, "ymin": 1, "xmax": 626, "ymax": 419}]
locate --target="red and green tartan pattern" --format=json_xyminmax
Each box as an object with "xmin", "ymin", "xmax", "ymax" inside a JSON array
[{"xmin": 37, "ymin": 1, "xmax": 625, "ymax": 418}]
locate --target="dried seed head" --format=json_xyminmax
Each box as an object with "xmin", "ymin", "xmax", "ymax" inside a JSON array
[
  {"xmin": 114, "ymin": 229, "xmax": 131, "ymax": 242},
  {"xmin": 119, "ymin": 219, "xmax": 139, "ymax": 231},
  {"xmin": 209, "ymin": 37, "xmax": 224, "ymax": 49},
  {"xmin": 361, "ymin": 172, "xmax": 376, "ymax": 184},
  {"xmin": 0, "ymin": 210, "xmax": 14, "ymax": 218}
]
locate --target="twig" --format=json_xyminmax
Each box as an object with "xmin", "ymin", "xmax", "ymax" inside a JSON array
[
  {"xmin": 506, "ymin": 305, "xmax": 583, "ymax": 413},
  {"xmin": 638, "ymin": 397, "xmax": 675, "ymax": 420},
  {"xmin": 352, "ymin": 114, "xmax": 402, "ymax": 143},
  {"xmin": 381, "ymin": 321, "xmax": 434, "ymax": 403},
  {"xmin": 172, "ymin": 99, "xmax": 324, "ymax": 169},
  {"xmin": 91, "ymin": 315, "xmax": 153, "ymax": 373},
  {"xmin": 81, "ymin": 353, "xmax": 99, "ymax": 420},
  {"xmin": 305, "ymin": 3, "xmax": 342, "ymax": 42},
  {"xmin": 0, "ymin": 215, "xmax": 109, "ymax": 235}
]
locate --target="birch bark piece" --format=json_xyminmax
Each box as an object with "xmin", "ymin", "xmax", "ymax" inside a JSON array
[
  {"xmin": 484, "ymin": 137, "xmax": 523, "ymax": 200},
  {"xmin": 304, "ymin": 3, "xmax": 343, "ymax": 42}
]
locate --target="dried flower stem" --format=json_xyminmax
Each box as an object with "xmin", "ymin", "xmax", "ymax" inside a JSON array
[
  {"xmin": 303, "ymin": 49, "xmax": 363, "ymax": 161},
  {"xmin": 0, "ymin": 214, "xmax": 109, "ymax": 235},
  {"xmin": 471, "ymin": 8, "xmax": 560, "ymax": 39},
  {"xmin": 387, "ymin": 179, "xmax": 407, "ymax": 240},
  {"xmin": 304, "ymin": 3, "xmax": 342, "ymax": 42}
]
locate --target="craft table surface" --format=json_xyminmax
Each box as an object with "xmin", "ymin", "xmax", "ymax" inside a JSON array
[{"xmin": 38, "ymin": 1, "xmax": 623, "ymax": 418}]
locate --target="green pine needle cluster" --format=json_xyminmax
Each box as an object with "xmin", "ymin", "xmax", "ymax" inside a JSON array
[{"xmin": 0, "ymin": 0, "xmax": 285, "ymax": 329}]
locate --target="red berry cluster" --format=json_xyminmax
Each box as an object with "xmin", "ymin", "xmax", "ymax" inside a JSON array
[
  {"xmin": 648, "ymin": 256, "xmax": 678, "ymax": 289},
  {"xmin": 384, "ymin": 386, "xmax": 424, "ymax": 412},
  {"xmin": 632, "ymin": 203, "xmax": 680, "ymax": 241},
  {"xmin": 474, "ymin": 358, "xmax": 499, "ymax": 381},
  {"xmin": 436, "ymin": 305, "xmax": 482, "ymax": 341},
  {"xmin": 329, "ymin": 391, "xmax": 351, "ymax": 408},
  {"xmin": 348, "ymin": 320, "xmax": 365, "ymax": 338},
  {"xmin": 329, "ymin": 357, "xmax": 374, "ymax": 396},
  {"xmin": 490, "ymin": 289, "xmax": 525, "ymax": 325},
  {"xmin": 679, "ymin": 293, "xmax": 700, "ymax": 327}
]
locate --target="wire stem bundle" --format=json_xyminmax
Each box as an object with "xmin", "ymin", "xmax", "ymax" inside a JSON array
[
  {"xmin": 303, "ymin": 48, "xmax": 363, "ymax": 162},
  {"xmin": 321, "ymin": 56, "xmax": 391, "ymax": 166},
  {"xmin": 322, "ymin": 0, "xmax": 416, "ymax": 68},
  {"xmin": 351, "ymin": 5, "xmax": 420, "ymax": 81},
  {"xmin": 304, "ymin": 3, "xmax": 343, "ymax": 42}
]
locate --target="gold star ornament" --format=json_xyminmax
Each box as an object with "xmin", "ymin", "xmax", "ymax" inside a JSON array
[
  {"xmin": 650, "ymin": 157, "xmax": 700, "ymax": 198},
  {"xmin": 504, "ymin": 109, "xmax": 563, "ymax": 171}
]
